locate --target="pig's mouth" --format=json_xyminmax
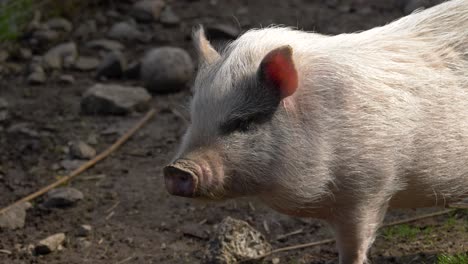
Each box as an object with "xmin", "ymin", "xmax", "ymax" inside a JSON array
[{"xmin": 163, "ymin": 159, "xmax": 200, "ymax": 197}]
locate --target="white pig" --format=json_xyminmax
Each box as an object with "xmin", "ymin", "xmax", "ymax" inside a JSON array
[{"xmin": 164, "ymin": 0, "xmax": 468, "ymax": 263}]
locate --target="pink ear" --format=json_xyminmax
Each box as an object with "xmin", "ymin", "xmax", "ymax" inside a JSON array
[{"xmin": 259, "ymin": 45, "xmax": 298, "ymax": 99}]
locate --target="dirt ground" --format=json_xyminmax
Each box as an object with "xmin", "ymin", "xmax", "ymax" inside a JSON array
[{"xmin": 0, "ymin": 0, "xmax": 467, "ymax": 263}]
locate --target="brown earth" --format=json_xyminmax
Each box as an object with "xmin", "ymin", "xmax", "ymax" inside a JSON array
[{"xmin": 0, "ymin": 0, "xmax": 466, "ymax": 263}]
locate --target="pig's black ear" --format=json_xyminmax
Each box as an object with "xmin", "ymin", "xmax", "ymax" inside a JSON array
[
  {"xmin": 193, "ymin": 26, "xmax": 220, "ymax": 65},
  {"xmin": 258, "ymin": 45, "xmax": 298, "ymax": 99}
]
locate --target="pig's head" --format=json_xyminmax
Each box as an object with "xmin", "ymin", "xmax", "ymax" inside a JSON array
[{"xmin": 164, "ymin": 27, "xmax": 299, "ymax": 200}]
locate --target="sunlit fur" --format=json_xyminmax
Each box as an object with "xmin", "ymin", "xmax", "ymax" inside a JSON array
[{"xmin": 175, "ymin": 1, "xmax": 468, "ymax": 263}]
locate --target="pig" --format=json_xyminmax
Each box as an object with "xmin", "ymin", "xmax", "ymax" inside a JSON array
[{"xmin": 163, "ymin": 0, "xmax": 468, "ymax": 263}]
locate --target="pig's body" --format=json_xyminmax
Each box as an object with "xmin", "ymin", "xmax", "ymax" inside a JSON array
[{"xmin": 164, "ymin": 1, "xmax": 468, "ymax": 263}]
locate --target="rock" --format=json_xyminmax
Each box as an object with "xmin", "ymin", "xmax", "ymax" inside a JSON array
[
  {"xmin": 131, "ymin": 0, "xmax": 166, "ymax": 22},
  {"xmin": 96, "ymin": 52, "xmax": 127, "ymax": 79},
  {"xmin": 27, "ymin": 67, "xmax": 46, "ymax": 85},
  {"xmin": 0, "ymin": 97, "xmax": 9, "ymax": 109},
  {"xmin": 43, "ymin": 187, "xmax": 84, "ymax": 208},
  {"xmin": 86, "ymin": 39, "xmax": 124, "ymax": 52},
  {"xmin": 124, "ymin": 62, "xmax": 141, "ymax": 79},
  {"xmin": 77, "ymin": 238, "xmax": 92, "ymax": 249},
  {"xmin": 204, "ymin": 217, "xmax": 271, "ymax": 264},
  {"xmin": 32, "ymin": 29, "xmax": 60, "ymax": 44},
  {"xmin": 7, "ymin": 123, "xmax": 40, "ymax": 138},
  {"xmin": 43, "ymin": 42, "xmax": 78, "ymax": 69},
  {"xmin": 272, "ymin": 257, "xmax": 280, "ymax": 264},
  {"xmin": 74, "ymin": 56, "xmax": 100, "ymax": 71},
  {"xmin": 0, "ymin": 202, "xmax": 31, "ymax": 230},
  {"xmin": 19, "ymin": 48, "xmax": 33, "ymax": 60},
  {"xmin": 140, "ymin": 47, "xmax": 193, "ymax": 93},
  {"xmin": 205, "ymin": 24, "xmax": 240, "ymax": 40},
  {"xmin": 45, "ymin": 17, "xmax": 73, "ymax": 33},
  {"xmin": 74, "ymin": 20, "xmax": 97, "ymax": 39},
  {"xmin": 76, "ymin": 224, "xmax": 92, "ymax": 237},
  {"xmin": 34, "ymin": 233, "xmax": 66, "ymax": 255},
  {"xmin": 58, "ymin": 74, "xmax": 75, "ymax": 84},
  {"xmin": 81, "ymin": 84, "xmax": 152, "ymax": 115},
  {"xmin": 60, "ymin": 159, "xmax": 85, "ymax": 171},
  {"xmin": 0, "ymin": 50, "xmax": 9, "ymax": 62},
  {"xmin": 108, "ymin": 21, "xmax": 143, "ymax": 41},
  {"xmin": 160, "ymin": 6, "xmax": 180, "ymax": 26},
  {"xmin": 69, "ymin": 141, "xmax": 96, "ymax": 159},
  {"xmin": 403, "ymin": 0, "xmax": 430, "ymax": 14}
]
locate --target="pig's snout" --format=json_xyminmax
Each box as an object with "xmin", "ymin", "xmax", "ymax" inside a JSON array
[{"xmin": 163, "ymin": 160, "xmax": 200, "ymax": 197}]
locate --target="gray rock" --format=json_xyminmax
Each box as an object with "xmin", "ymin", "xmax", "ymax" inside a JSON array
[
  {"xmin": 108, "ymin": 21, "xmax": 143, "ymax": 41},
  {"xmin": 74, "ymin": 56, "xmax": 100, "ymax": 71},
  {"xmin": 0, "ymin": 97, "xmax": 9, "ymax": 109},
  {"xmin": 131, "ymin": 0, "xmax": 166, "ymax": 22},
  {"xmin": 76, "ymin": 237, "xmax": 92, "ymax": 249},
  {"xmin": 45, "ymin": 17, "xmax": 73, "ymax": 33},
  {"xmin": 44, "ymin": 187, "xmax": 84, "ymax": 208},
  {"xmin": 60, "ymin": 159, "xmax": 85, "ymax": 171},
  {"xmin": 32, "ymin": 29, "xmax": 60, "ymax": 43},
  {"xmin": 27, "ymin": 67, "xmax": 46, "ymax": 85},
  {"xmin": 124, "ymin": 62, "xmax": 141, "ymax": 79},
  {"xmin": 86, "ymin": 39, "xmax": 124, "ymax": 52},
  {"xmin": 7, "ymin": 123, "xmax": 40, "ymax": 138},
  {"xmin": 19, "ymin": 48, "xmax": 33, "ymax": 60},
  {"xmin": 160, "ymin": 6, "xmax": 180, "ymax": 26},
  {"xmin": 43, "ymin": 42, "xmax": 78, "ymax": 69},
  {"xmin": 0, "ymin": 111, "xmax": 9, "ymax": 123},
  {"xmin": 75, "ymin": 20, "xmax": 97, "ymax": 39},
  {"xmin": 69, "ymin": 140, "xmax": 96, "ymax": 159},
  {"xmin": 81, "ymin": 84, "xmax": 152, "ymax": 115},
  {"xmin": 204, "ymin": 217, "xmax": 271, "ymax": 264},
  {"xmin": 58, "ymin": 74, "xmax": 75, "ymax": 84},
  {"xmin": 0, "ymin": 50, "xmax": 9, "ymax": 62},
  {"xmin": 0, "ymin": 202, "xmax": 32, "ymax": 230},
  {"xmin": 206, "ymin": 24, "xmax": 240, "ymax": 40},
  {"xmin": 141, "ymin": 47, "xmax": 193, "ymax": 93},
  {"xmin": 34, "ymin": 233, "xmax": 66, "ymax": 255},
  {"xmin": 96, "ymin": 52, "xmax": 127, "ymax": 79},
  {"xmin": 404, "ymin": 0, "xmax": 430, "ymax": 14},
  {"xmin": 76, "ymin": 224, "xmax": 92, "ymax": 237}
]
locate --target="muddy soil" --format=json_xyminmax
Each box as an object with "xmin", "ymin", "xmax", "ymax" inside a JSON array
[{"xmin": 0, "ymin": 0, "xmax": 466, "ymax": 263}]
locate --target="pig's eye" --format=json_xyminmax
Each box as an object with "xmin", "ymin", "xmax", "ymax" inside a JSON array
[{"xmin": 220, "ymin": 117, "xmax": 255, "ymax": 134}]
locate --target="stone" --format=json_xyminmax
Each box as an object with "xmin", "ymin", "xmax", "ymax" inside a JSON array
[
  {"xmin": 81, "ymin": 84, "xmax": 152, "ymax": 115},
  {"xmin": 34, "ymin": 233, "xmax": 66, "ymax": 255},
  {"xmin": 74, "ymin": 56, "xmax": 100, "ymax": 71},
  {"xmin": 0, "ymin": 202, "xmax": 31, "ymax": 230},
  {"xmin": 19, "ymin": 48, "xmax": 33, "ymax": 60},
  {"xmin": 404, "ymin": 0, "xmax": 431, "ymax": 15},
  {"xmin": 43, "ymin": 187, "xmax": 84, "ymax": 208},
  {"xmin": 140, "ymin": 47, "xmax": 193, "ymax": 93},
  {"xmin": 0, "ymin": 50, "xmax": 9, "ymax": 62},
  {"xmin": 0, "ymin": 97, "xmax": 9, "ymax": 109},
  {"xmin": 7, "ymin": 123, "xmax": 40, "ymax": 138},
  {"xmin": 160, "ymin": 6, "xmax": 180, "ymax": 26},
  {"xmin": 58, "ymin": 74, "xmax": 75, "ymax": 84},
  {"xmin": 45, "ymin": 17, "xmax": 73, "ymax": 33},
  {"xmin": 131, "ymin": 0, "xmax": 166, "ymax": 22},
  {"xmin": 205, "ymin": 24, "xmax": 240, "ymax": 40},
  {"xmin": 32, "ymin": 29, "xmax": 60, "ymax": 43},
  {"xmin": 77, "ymin": 238, "xmax": 92, "ymax": 249},
  {"xmin": 86, "ymin": 39, "xmax": 124, "ymax": 52},
  {"xmin": 60, "ymin": 159, "xmax": 85, "ymax": 171},
  {"xmin": 96, "ymin": 52, "xmax": 127, "ymax": 79},
  {"xmin": 27, "ymin": 67, "xmax": 46, "ymax": 85},
  {"xmin": 76, "ymin": 224, "xmax": 92, "ymax": 237},
  {"xmin": 123, "ymin": 62, "xmax": 141, "ymax": 80},
  {"xmin": 69, "ymin": 141, "xmax": 96, "ymax": 159},
  {"xmin": 204, "ymin": 217, "xmax": 271, "ymax": 264},
  {"xmin": 75, "ymin": 20, "xmax": 97, "ymax": 39},
  {"xmin": 43, "ymin": 42, "xmax": 78, "ymax": 69},
  {"xmin": 108, "ymin": 21, "xmax": 143, "ymax": 41}
]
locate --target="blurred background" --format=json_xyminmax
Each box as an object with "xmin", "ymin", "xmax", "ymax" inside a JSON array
[{"xmin": 0, "ymin": 0, "xmax": 466, "ymax": 264}]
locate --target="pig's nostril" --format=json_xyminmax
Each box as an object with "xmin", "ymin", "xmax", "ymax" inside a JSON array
[{"xmin": 163, "ymin": 164, "xmax": 198, "ymax": 197}]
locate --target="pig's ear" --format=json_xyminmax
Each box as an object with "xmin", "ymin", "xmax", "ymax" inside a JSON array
[
  {"xmin": 258, "ymin": 45, "xmax": 298, "ymax": 99},
  {"xmin": 193, "ymin": 26, "xmax": 220, "ymax": 65}
]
